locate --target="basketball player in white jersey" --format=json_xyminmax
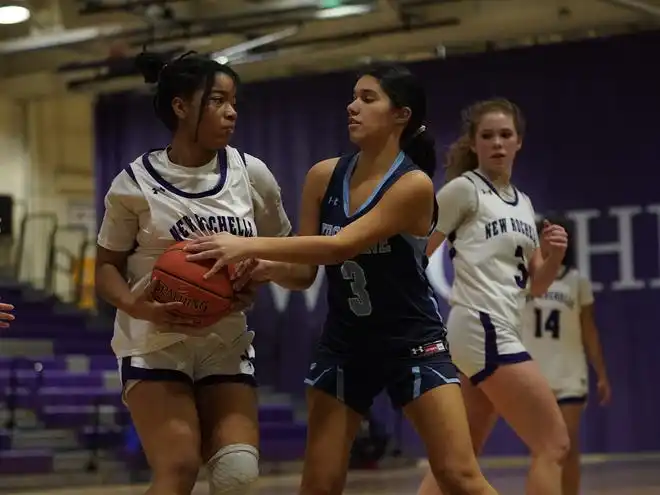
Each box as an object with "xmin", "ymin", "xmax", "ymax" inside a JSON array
[
  {"xmin": 0, "ymin": 301, "xmax": 14, "ymax": 328},
  {"xmin": 417, "ymin": 99, "xmax": 570, "ymax": 495},
  {"xmin": 522, "ymin": 215, "xmax": 611, "ymax": 495},
  {"xmin": 96, "ymin": 52, "xmax": 291, "ymax": 495}
]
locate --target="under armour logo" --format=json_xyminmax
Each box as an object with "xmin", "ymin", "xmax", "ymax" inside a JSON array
[
  {"xmin": 152, "ymin": 186, "xmax": 166, "ymax": 195},
  {"xmin": 328, "ymin": 196, "xmax": 339, "ymax": 206}
]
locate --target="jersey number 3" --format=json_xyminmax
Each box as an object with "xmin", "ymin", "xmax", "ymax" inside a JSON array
[
  {"xmin": 341, "ymin": 260, "xmax": 372, "ymax": 317},
  {"xmin": 514, "ymin": 245, "xmax": 529, "ymax": 289}
]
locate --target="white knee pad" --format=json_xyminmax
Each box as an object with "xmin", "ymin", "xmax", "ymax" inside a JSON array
[{"xmin": 207, "ymin": 443, "xmax": 259, "ymax": 495}]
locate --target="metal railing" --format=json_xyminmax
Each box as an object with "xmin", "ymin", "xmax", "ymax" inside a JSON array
[
  {"xmin": 11, "ymin": 212, "xmax": 93, "ymax": 307},
  {"xmin": 45, "ymin": 224, "xmax": 92, "ymax": 304},
  {"xmin": 12, "ymin": 212, "xmax": 58, "ymax": 284}
]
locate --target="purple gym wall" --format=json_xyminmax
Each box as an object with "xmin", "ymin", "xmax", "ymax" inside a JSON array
[{"xmin": 94, "ymin": 31, "xmax": 660, "ymax": 457}]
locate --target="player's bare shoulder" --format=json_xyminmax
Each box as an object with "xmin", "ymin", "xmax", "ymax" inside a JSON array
[
  {"xmin": 305, "ymin": 157, "xmax": 341, "ymax": 197},
  {"xmin": 391, "ymin": 168, "xmax": 435, "ymax": 201},
  {"xmin": 308, "ymin": 157, "xmax": 340, "ymax": 180}
]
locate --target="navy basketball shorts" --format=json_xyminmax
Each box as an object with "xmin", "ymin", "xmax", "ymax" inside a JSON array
[
  {"xmin": 304, "ymin": 340, "xmax": 460, "ymax": 416},
  {"xmin": 117, "ymin": 330, "xmax": 256, "ymax": 404}
]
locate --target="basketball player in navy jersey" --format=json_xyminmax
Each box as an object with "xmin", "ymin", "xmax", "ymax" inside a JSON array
[
  {"xmin": 185, "ymin": 63, "xmax": 497, "ymax": 495},
  {"xmin": 419, "ymin": 99, "xmax": 569, "ymax": 495},
  {"xmin": 0, "ymin": 302, "xmax": 14, "ymax": 328},
  {"xmin": 522, "ymin": 216, "xmax": 611, "ymax": 495},
  {"xmin": 96, "ymin": 52, "xmax": 291, "ymax": 495}
]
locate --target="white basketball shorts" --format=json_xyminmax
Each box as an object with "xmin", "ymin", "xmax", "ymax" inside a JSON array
[
  {"xmin": 118, "ymin": 330, "xmax": 256, "ymax": 402},
  {"xmin": 542, "ymin": 362, "xmax": 589, "ymax": 404},
  {"xmin": 446, "ymin": 305, "xmax": 531, "ymax": 385}
]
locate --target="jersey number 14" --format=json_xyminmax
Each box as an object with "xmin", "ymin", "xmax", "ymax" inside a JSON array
[
  {"xmin": 340, "ymin": 260, "xmax": 373, "ymax": 317},
  {"xmin": 534, "ymin": 308, "xmax": 561, "ymax": 339}
]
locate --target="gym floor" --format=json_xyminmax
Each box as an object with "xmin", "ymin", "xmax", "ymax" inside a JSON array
[{"xmin": 7, "ymin": 455, "xmax": 660, "ymax": 495}]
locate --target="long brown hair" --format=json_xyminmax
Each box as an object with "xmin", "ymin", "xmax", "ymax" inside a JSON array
[{"xmin": 444, "ymin": 98, "xmax": 526, "ymax": 183}]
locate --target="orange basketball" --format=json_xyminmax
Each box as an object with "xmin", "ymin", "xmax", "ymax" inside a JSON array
[{"xmin": 151, "ymin": 241, "xmax": 235, "ymax": 327}]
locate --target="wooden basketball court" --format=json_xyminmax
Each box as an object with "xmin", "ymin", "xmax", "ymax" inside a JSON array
[{"xmin": 6, "ymin": 455, "xmax": 660, "ymax": 495}]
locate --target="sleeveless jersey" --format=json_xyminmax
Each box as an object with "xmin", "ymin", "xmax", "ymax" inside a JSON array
[
  {"xmin": 522, "ymin": 267, "xmax": 592, "ymax": 391},
  {"xmin": 448, "ymin": 170, "xmax": 538, "ymax": 331},
  {"xmin": 106, "ymin": 147, "xmax": 258, "ymax": 357},
  {"xmin": 317, "ymin": 152, "xmax": 446, "ymax": 358}
]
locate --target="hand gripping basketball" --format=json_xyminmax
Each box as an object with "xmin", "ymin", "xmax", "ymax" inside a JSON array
[
  {"xmin": 127, "ymin": 282, "xmax": 197, "ymax": 327},
  {"xmin": 151, "ymin": 241, "xmax": 236, "ymax": 327},
  {"xmin": 184, "ymin": 232, "xmax": 253, "ymax": 279},
  {"xmin": 231, "ymin": 258, "xmax": 273, "ymax": 291}
]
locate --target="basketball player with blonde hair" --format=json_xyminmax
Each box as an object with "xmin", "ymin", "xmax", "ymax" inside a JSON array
[{"xmin": 418, "ymin": 98, "xmax": 570, "ymax": 495}]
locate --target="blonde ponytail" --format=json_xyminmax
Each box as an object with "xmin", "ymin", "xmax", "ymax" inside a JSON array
[{"xmin": 444, "ymin": 134, "xmax": 478, "ymax": 183}]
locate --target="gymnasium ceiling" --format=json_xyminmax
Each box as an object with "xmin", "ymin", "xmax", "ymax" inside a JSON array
[{"xmin": 0, "ymin": 0, "xmax": 659, "ymax": 97}]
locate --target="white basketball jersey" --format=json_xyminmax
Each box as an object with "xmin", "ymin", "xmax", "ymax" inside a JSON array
[
  {"xmin": 448, "ymin": 170, "xmax": 538, "ymax": 330},
  {"xmin": 522, "ymin": 267, "xmax": 591, "ymax": 393},
  {"xmin": 107, "ymin": 147, "xmax": 258, "ymax": 357}
]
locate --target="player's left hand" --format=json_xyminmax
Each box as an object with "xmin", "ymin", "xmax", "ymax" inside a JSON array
[
  {"xmin": 0, "ymin": 302, "xmax": 15, "ymax": 329},
  {"xmin": 184, "ymin": 233, "xmax": 252, "ymax": 279},
  {"xmin": 597, "ymin": 377, "xmax": 612, "ymax": 406},
  {"xmin": 232, "ymin": 259, "xmax": 274, "ymax": 292},
  {"xmin": 540, "ymin": 220, "xmax": 568, "ymax": 259}
]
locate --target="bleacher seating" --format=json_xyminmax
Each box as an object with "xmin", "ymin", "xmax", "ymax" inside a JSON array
[{"xmin": 0, "ymin": 277, "xmax": 307, "ymax": 479}]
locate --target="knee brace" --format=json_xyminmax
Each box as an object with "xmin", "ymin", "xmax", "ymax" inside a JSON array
[{"xmin": 207, "ymin": 443, "xmax": 259, "ymax": 495}]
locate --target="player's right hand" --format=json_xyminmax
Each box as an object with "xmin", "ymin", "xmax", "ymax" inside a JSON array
[
  {"xmin": 127, "ymin": 282, "xmax": 196, "ymax": 327},
  {"xmin": 232, "ymin": 259, "xmax": 274, "ymax": 291},
  {"xmin": 0, "ymin": 302, "xmax": 15, "ymax": 328}
]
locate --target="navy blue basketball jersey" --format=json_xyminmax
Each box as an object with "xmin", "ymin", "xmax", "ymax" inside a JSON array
[{"xmin": 317, "ymin": 152, "xmax": 447, "ymax": 358}]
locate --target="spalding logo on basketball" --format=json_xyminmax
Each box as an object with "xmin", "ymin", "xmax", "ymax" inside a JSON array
[
  {"xmin": 151, "ymin": 241, "xmax": 236, "ymax": 328},
  {"xmin": 151, "ymin": 280, "xmax": 210, "ymax": 314}
]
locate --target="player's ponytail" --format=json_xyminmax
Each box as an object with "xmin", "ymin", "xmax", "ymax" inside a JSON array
[
  {"xmin": 444, "ymin": 133, "xmax": 478, "ymax": 183},
  {"xmin": 402, "ymin": 125, "xmax": 437, "ymax": 178},
  {"xmin": 135, "ymin": 51, "xmax": 167, "ymax": 84}
]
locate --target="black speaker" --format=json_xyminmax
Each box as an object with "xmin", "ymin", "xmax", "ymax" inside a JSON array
[{"xmin": 0, "ymin": 195, "xmax": 13, "ymax": 237}]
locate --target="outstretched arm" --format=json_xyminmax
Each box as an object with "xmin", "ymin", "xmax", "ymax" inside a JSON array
[
  {"xmin": 251, "ymin": 158, "xmax": 337, "ymax": 290},
  {"xmin": 186, "ymin": 170, "xmax": 435, "ymax": 272}
]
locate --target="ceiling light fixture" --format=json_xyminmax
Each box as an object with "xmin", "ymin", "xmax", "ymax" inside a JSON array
[
  {"xmin": 316, "ymin": 5, "xmax": 372, "ymax": 19},
  {"xmin": 0, "ymin": 2, "xmax": 31, "ymax": 25}
]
